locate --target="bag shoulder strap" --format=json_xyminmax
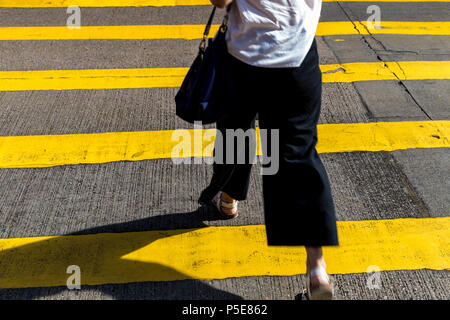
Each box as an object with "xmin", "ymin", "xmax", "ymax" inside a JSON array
[
  {"xmin": 203, "ymin": 4, "xmax": 232, "ymax": 38},
  {"xmin": 200, "ymin": 5, "xmax": 232, "ymax": 52},
  {"xmin": 203, "ymin": 6, "xmax": 216, "ymax": 39}
]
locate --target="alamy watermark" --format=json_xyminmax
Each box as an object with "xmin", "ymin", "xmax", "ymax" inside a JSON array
[
  {"xmin": 66, "ymin": 5, "xmax": 81, "ymax": 29},
  {"xmin": 171, "ymin": 121, "xmax": 280, "ymax": 175},
  {"xmin": 366, "ymin": 265, "xmax": 382, "ymax": 290},
  {"xmin": 366, "ymin": 5, "xmax": 381, "ymax": 30},
  {"xmin": 66, "ymin": 265, "xmax": 81, "ymax": 290}
]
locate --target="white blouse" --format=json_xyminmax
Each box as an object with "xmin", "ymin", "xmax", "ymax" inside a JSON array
[{"xmin": 225, "ymin": 0, "xmax": 322, "ymax": 68}]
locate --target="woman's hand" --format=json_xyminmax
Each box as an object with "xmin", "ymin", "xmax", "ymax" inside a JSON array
[{"xmin": 210, "ymin": 0, "xmax": 233, "ymax": 9}]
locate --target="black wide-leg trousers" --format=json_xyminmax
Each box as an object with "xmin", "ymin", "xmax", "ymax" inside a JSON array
[{"xmin": 198, "ymin": 39, "xmax": 339, "ymax": 246}]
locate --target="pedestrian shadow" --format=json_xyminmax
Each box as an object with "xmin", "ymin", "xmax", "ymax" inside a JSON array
[{"xmin": 0, "ymin": 205, "xmax": 243, "ymax": 300}]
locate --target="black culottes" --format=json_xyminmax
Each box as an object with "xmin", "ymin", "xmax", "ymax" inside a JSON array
[{"xmin": 199, "ymin": 39, "xmax": 339, "ymax": 246}]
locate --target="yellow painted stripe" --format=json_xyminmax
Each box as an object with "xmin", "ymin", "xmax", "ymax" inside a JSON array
[
  {"xmin": 1, "ymin": 0, "xmax": 449, "ymax": 8},
  {"xmin": 0, "ymin": 217, "xmax": 448, "ymax": 289},
  {"xmin": 321, "ymin": 61, "xmax": 450, "ymax": 82},
  {"xmin": 356, "ymin": 21, "xmax": 450, "ymax": 35},
  {"xmin": 0, "ymin": 67, "xmax": 187, "ymax": 91},
  {"xmin": 0, "ymin": 61, "xmax": 449, "ymax": 92},
  {"xmin": 1, "ymin": 22, "xmax": 449, "ymax": 40},
  {"xmin": 0, "ymin": 0, "xmax": 212, "ymax": 6},
  {"xmin": 0, "ymin": 25, "xmax": 213, "ymax": 41},
  {"xmin": 0, "ymin": 121, "xmax": 448, "ymax": 169}
]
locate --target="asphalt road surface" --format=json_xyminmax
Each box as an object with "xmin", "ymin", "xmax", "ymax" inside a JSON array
[{"xmin": 0, "ymin": 0, "xmax": 448, "ymax": 300}]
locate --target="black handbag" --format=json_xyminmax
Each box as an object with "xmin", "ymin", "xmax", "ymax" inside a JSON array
[{"xmin": 175, "ymin": 6, "xmax": 234, "ymax": 124}]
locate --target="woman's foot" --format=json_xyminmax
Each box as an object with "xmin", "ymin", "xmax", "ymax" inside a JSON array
[
  {"xmin": 306, "ymin": 265, "xmax": 333, "ymax": 300},
  {"xmin": 211, "ymin": 191, "xmax": 238, "ymax": 219},
  {"xmin": 305, "ymin": 247, "xmax": 333, "ymax": 300}
]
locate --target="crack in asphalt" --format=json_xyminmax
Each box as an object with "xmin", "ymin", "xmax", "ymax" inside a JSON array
[
  {"xmin": 335, "ymin": 1, "xmax": 433, "ymax": 121},
  {"xmin": 323, "ymin": 67, "xmax": 346, "ymax": 74},
  {"xmin": 330, "ymin": 2, "xmax": 434, "ymax": 219}
]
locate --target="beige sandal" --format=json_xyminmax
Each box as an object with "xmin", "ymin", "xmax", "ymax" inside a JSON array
[
  {"xmin": 212, "ymin": 191, "xmax": 239, "ymax": 219},
  {"xmin": 306, "ymin": 266, "xmax": 334, "ymax": 300}
]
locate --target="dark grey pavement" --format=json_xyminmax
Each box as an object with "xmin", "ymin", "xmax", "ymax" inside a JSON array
[{"xmin": 0, "ymin": 1, "xmax": 448, "ymax": 300}]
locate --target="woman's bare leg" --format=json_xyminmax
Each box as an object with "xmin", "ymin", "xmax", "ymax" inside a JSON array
[{"xmin": 305, "ymin": 246, "xmax": 329, "ymax": 286}]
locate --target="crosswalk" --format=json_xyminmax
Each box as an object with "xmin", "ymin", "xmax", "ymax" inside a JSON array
[
  {"xmin": 0, "ymin": 0, "xmax": 449, "ymax": 299},
  {"xmin": 1, "ymin": 217, "xmax": 448, "ymax": 289},
  {"xmin": 2, "ymin": 22, "xmax": 449, "ymax": 40},
  {"xmin": 0, "ymin": 121, "xmax": 448, "ymax": 168},
  {"xmin": 1, "ymin": 0, "xmax": 448, "ymax": 7},
  {"xmin": 0, "ymin": 61, "xmax": 449, "ymax": 91}
]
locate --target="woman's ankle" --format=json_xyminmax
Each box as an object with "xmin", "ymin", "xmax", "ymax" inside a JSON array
[
  {"xmin": 221, "ymin": 192, "xmax": 236, "ymax": 203},
  {"xmin": 305, "ymin": 247, "xmax": 326, "ymax": 273}
]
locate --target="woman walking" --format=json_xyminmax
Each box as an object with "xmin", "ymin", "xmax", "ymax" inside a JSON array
[{"xmin": 198, "ymin": 0, "xmax": 339, "ymax": 299}]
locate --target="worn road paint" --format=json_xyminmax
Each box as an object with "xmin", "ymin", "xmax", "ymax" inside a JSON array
[
  {"xmin": 0, "ymin": 22, "xmax": 448, "ymax": 40},
  {"xmin": 0, "ymin": 121, "xmax": 448, "ymax": 168},
  {"xmin": 0, "ymin": 61, "xmax": 448, "ymax": 92},
  {"xmin": 0, "ymin": 0, "xmax": 448, "ymax": 7},
  {"xmin": 0, "ymin": 217, "xmax": 448, "ymax": 289}
]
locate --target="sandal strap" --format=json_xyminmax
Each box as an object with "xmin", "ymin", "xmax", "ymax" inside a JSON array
[
  {"xmin": 309, "ymin": 266, "xmax": 329, "ymax": 282},
  {"xmin": 212, "ymin": 191, "xmax": 238, "ymax": 211},
  {"xmin": 220, "ymin": 200, "xmax": 238, "ymax": 209},
  {"xmin": 212, "ymin": 192, "xmax": 222, "ymax": 211}
]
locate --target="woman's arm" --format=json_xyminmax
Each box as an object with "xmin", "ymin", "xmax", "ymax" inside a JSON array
[{"xmin": 210, "ymin": 0, "xmax": 233, "ymax": 9}]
